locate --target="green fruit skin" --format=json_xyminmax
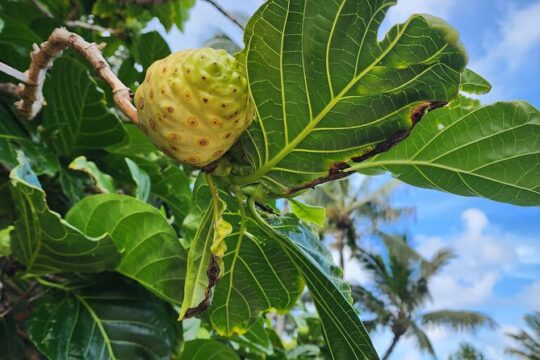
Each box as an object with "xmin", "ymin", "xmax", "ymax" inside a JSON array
[{"xmin": 134, "ymin": 48, "xmax": 254, "ymax": 166}]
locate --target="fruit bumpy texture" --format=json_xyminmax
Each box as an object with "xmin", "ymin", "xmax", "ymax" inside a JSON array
[{"xmin": 134, "ymin": 49, "xmax": 254, "ymax": 166}]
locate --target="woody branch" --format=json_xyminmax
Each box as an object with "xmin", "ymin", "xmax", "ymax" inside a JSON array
[{"xmin": 0, "ymin": 28, "xmax": 138, "ymax": 124}]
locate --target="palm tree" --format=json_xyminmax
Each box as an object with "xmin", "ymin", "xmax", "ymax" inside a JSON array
[
  {"xmin": 352, "ymin": 233, "xmax": 496, "ymax": 360},
  {"xmin": 448, "ymin": 342, "xmax": 486, "ymax": 360},
  {"xmin": 505, "ymin": 312, "xmax": 540, "ymax": 360},
  {"xmin": 302, "ymin": 176, "xmax": 413, "ymax": 271}
]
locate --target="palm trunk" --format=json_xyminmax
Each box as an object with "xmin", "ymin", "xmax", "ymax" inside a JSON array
[{"xmin": 381, "ymin": 334, "xmax": 401, "ymax": 360}]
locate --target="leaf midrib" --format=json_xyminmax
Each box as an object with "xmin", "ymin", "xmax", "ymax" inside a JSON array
[
  {"xmin": 233, "ymin": 16, "xmax": 412, "ymax": 185},
  {"xmin": 350, "ymin": 159, "xmax": 540, "ymax": 196}
]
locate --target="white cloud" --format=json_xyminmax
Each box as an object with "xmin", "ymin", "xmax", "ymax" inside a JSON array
[
  {"xmin": 385, "ymin": 0, "xmax": 457, "ymax": 25},
  {"xmin": 472, "ymin": 1, "xmax": 540, "ymax": 73},
  {"xmin": 519, "ymin": 281, "xmax": 540, "ymax": 310}
]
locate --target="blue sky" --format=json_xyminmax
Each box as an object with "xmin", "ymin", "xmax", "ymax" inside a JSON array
[{"xmin": 150, "ymin": 1, "xmax": 540, "ymax": 358}]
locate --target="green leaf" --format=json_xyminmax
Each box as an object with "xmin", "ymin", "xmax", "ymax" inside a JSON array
[
  {"xmin": 180, "ymin": 340, "xmax": 239, "ymax": 360},
  {"xmin": 209, "ymin": 194, "xmax": 303, "ymax": 336},
  {"xmin": 290, "ymin": 199, "xmax": 326, "ymax": 226},
  {"xmin": 43, "ymin": 57, "xmax": 126, "ymax": 156},
  {"xmin": 231, "ymin": 319, "xmax": 273, "ymax": 356},
  {"xmin": 248, "ymin": 201, "xmax": 378, "ymax": 360},
  {"xmin": 151, "ymin": 165, "xmax": 191, "ymax": 226},
  {"xmin": 0, "ymin": 18, "xmax": 4, "ymax": 34},
  {"xmin": 353, "ymin": 98, "xmax": 540, "ymax": 206},
  {"xmin": 230, "ymin": 0, "xmax": 467, "ymax": 195},
  {"xmin": 0, "ymin": 225, "xmax": 13, "ymax": 256},
  {"xmin": 0, "ymin": 314, "xmax": 27, "ymax": 360},
  {"xmin": 27, "ymin": 274, "xmax": 179, "ymax": 360},
  {"xmin": 460, "ymin": 68, "xmax": 492, "ymax": 94},
  {"xmin": 66, "ymin": 194, "xmax": 187, "ymax": 305},
  {"xmin": 107, "ymin": 124, "xmax": 157, "ymax": 156},
  {"xmin": 180, "ymin": 174, "xmax": 232, "ymax": 319},
  {"xmin": 149, "ymin": 0, "xmax": 195, "ymax": 32},
  {"xmin": 0, "ymin": 104, "xmax": 58, "ymax": 176},
  {"xmin": 125, "ymin": 157, "xmax": 151, "ymax": 201},
  {"xmin": 69, "ymin": 156, "xmax": 116, "ymax": 193},
  {"xmin": 134, "ymin": 31, "xmax": 170, "ymax": 71},
  {"xmin": 9, "ymin": 154, "xmax": 121, "ymax": 274},
  {"xmin": 0, "ymin": 15, "xmax": 41, "ymax": 69}
]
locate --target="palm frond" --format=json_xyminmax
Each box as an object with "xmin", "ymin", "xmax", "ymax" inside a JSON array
[
  {"xmin": 406, "ymin": 320, "xmax": 436, "ymax": 356},
  {"xmin": 421, "ymin": 310, "xmax": 496, "ymax": 331},
  {"xmin": 505, "ymin": 313, "xmax": 540, "ymax": 360}
]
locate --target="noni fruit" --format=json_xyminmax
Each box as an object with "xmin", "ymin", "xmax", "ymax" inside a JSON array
[{"xmin": 134, "ymin": 48, "xmax": 254, "ymax": 167}]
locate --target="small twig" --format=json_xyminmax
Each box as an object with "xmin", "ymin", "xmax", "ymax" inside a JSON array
[
  {"xmin": 202, "ymin": 0, "xmax": 245, "ymax": 31},
  {"xmin": 65, "ymin": 20, "xmax": 122, "ymax": 35},
  {"xmin": 0, "ymin": 28, "xmax": 137, "ymax": 123},
  {"xmin": 0, "ymin": 83, "xmax": 21, "ymax": 99},
  {"xmin": 0, "ymin": 62, "xmax": 30, "ymax": 83}
]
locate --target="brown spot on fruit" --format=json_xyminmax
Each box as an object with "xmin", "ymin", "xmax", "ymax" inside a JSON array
[
  {"xmin": 169, "ymin": 133, "xmax": 179, "ymax": 142},
  {"xmin": 198, "ymin": 138, "xmax": 209, "ymax": 146},
  {"xmin": 185, "ymin": 93, "xmax": 191, "ymax": 100},
  {"xmin": 161, "ymin": 88, "xmax": 165, "ymax": 95},
  {"xmin": 221, "ymin": 103, "xmax": 227, "ymax": 108},
  {"xmin": 233, "ymin": 88, "xmax": 237, "ymax": 93},
  {"xmin": 167, "ymin": 106, "xmax": 174, "ymax": 113},
  {"xmin": 170, "ymin": 145, "xmax": 178, "ymax": 151},
  {"xmin": 202, "ymin": 76, "xmax": 207, "ymax": 80},
  {"xmin": 150, "ymin": 90, "xmax": 154, "ymax": 100},
  {"xmin": 203, "ymin": 98, "xmax": 209, "ymax": 104},
  {"xmin": 138, "ymin": 97, "xmax": 144, "ymax": 110},
  {"xmin": 187, "ymin": 156, "xmax": 200, "ymax": 164},
  {"xmin": 211, "ymin": 119, "xmax": 222, "ymax": 127},
  {"xmin": 213, "ymin": 150, "xmax": 224, "ymax": 157},
  {"xmin": 188, "ymin": 117, "xmax": 199, "ymax": 127},
  {"xmin": 224, "ymin": 132, "xmax": 232, "ymax": 139},
  {"xmin": 158, "ymin": 114, "xmax": 165, "ymax": 123},
  {"xmin": 149, "ymin": 119, "xmax": 156, "ymax": 130},
  {"xmin": 162, "ymin": 67, "xmax": 167, "ymax": 73}
]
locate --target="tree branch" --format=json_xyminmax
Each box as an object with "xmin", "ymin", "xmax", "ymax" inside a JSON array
[
  {"xmin": 202, "ymin": 0, "xmax": 244, "ymax": 31},
  {"xmin": 0, "ymin": 28, "xmax": 137, "ymax": 123}
]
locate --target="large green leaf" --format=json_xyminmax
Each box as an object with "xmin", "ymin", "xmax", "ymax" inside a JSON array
[
  {"xmin": 43, "ymin": 57, "xmax": 126, "ymax": 156},
  {"xmin": 27, "ymin": 275, "xmax": 179, "ymax": 360},
  {"xmin": 151, "ymin": 165, "xmax": 191, "ymax": 227},
  {"xmin": 248, "ymin": 201, "xmax": 378, "ymax": 360},
  {"xmin": 9, "ymin": 154, "xmax": 121, "ymax": 275},
  {"xmin": 66, "ymin": 194, "xmax": 187, "ymax": 305},
  {"xmin": 179, "ymin": 174, "xmax": 232, "ymax": 318},
  {"xmin": 229, "ymin": 0, "xmax": 467, "ymax": 195},
  {"xmin": 352, "ymin": 98, "xmax": 540, "ymax": 206},
  {"xmin": 180, "ymin": 340, "xmax": 239, "ymax": 360},
  {"xmin": 208, "ymin": 192, "xmax": 304, "ymax": 336},
  {"xmin": 0, "ymin": 314, "xmax": 27, "ymax": 360}
]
